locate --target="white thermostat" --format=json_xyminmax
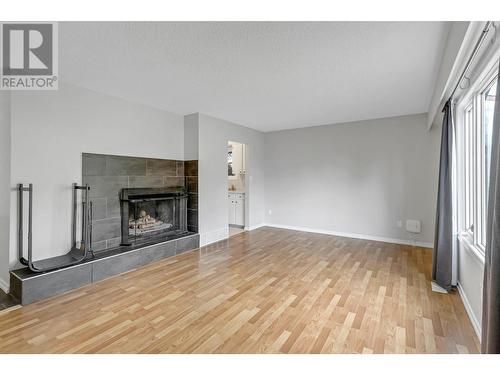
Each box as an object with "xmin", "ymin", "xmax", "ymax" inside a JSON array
[{"xmin": 406, "ymin": 219, "xmax": 421, "ymax": 234}]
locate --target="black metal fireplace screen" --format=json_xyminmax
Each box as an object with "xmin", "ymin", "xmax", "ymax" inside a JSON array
[{"xmin": 120, "ymin": 187, "xmax": 188, "ymax": 246}]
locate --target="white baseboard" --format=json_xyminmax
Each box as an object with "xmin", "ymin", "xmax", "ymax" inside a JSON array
[
  {"xmin": 0, "ymin": 277, "xmax": 9, "ymax": 294},
  {"xmin": 263, "ymin": 223, "xmax": 433, "ymax": 248},
  {"xmin": 457, "ymin": 282, "xmax": 481, "ymax": 340},
  {"xmin": 245, "ymin": 223, "xmax": 266, "ymax": 231},
  {"xmin": 200, "ymin": 227, "xmax": 229, "ymax": 247}
]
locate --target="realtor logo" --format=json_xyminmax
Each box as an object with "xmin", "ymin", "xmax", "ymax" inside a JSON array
[{"xmin": 0, "ymin": 22, "xmax": 58, "ymax": 90}]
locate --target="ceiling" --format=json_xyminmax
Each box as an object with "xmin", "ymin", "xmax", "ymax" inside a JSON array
[{"xmin": 59, "ymin": 22, "xmax": 450, "ymax": 132}]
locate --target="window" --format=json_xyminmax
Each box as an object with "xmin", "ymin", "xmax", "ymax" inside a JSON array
[{"xmin": 459, "ymin": 71, "xmax": 497, "ymax": 253}]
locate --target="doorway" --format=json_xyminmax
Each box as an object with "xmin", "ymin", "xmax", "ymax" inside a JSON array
[{"xmin": 227, "ymin": 140, "xmax": 247, "ymax": 237}]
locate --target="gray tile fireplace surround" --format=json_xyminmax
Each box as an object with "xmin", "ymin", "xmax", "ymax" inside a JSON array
[
  {"xmin": 82, "ymin": 153, "xmax": 199, "ymax": 251},
  {"xmin": 10, "ymin": 233, "xmax": 200, "ymax": 305}
]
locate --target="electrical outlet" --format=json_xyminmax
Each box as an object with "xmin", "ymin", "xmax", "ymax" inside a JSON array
[
  {"xmin": 268, "ymin": 209, "xmax": 272, "ymax": 215},
  {"xmin": 406, "ymin": 219, "xmax": 421, "ymax": 234},
  {"xmin": 397, "ymin": 220, "xmax": 402, "ymax": 228}
]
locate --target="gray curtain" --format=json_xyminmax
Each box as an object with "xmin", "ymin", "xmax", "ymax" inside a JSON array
[
  {"xmin": 482, "ymin": 66, "xmax": 500, "ymax": 354},
  {"xmin": 432, "ymin": 100, "xmax": 453, "ymax": 291}
]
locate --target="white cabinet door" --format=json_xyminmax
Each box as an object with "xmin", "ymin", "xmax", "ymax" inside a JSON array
[
  {"xmin": 228, "ymin": 144, "xmax": 237, "ymax": 180},
  {"xmin": 228, "ymin": 195, "xmax": 236, "ymax": 224},
  {"xmin": 234, "ymin": 198, "xmax": 245, "ymax": 226},
  {"xmin": 228, "ymin": 143, "xmax": 246, "ymax": 179},
  {"xmin": 232, "ymin": 143, "xmax": 243, "ymax": 176}
]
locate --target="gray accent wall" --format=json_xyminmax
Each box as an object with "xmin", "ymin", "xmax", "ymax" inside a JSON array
[
  {"xmin": 264, "ymin": 114, "xmax": 441, "ymax": 245},
  {"xmin": 82, "ymin": 153, "xmax": 198, "ymax": 251}
]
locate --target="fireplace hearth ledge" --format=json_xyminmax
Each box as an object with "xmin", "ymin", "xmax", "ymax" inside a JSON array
[{"xmin": 9, "ymin": 233, "xmax": 200, "ymax": 305}]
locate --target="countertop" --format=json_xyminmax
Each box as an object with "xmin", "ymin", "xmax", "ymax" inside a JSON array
[{"xmin": 228, "ymin": 190, "xmax": 245, "ymax": 194}]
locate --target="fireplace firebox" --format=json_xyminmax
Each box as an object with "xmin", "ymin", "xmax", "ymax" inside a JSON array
[{"xmin": 120, "ymin": 187, "xmax": 188, "ymax": 246}]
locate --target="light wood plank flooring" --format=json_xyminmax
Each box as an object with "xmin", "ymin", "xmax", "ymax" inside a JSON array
[
  {"xmin": 0, "ymin": 227, "xmax": 479, "ymax": 353},
  {"xmin": 0, "ymin": 290, "xmax": 18, "ymax": 311},
  {"xmin": 229, "ymin": 226, "xmax": 245, "ymax": 237}
]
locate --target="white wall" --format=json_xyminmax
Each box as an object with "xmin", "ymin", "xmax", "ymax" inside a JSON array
[
  {"xmin": 264, "ymin": 114, "xmax": 441, "ymax": 246},
  {"xmin": 0, "ymin": 92, "xmax": 11, "ymax": 292},
  {"xmin": 457, "ymin": 240, "xmax": 484, "ymax": 338},
  {"xmin": 197, "ymin": 113, "xmax": 265, "ymax": 245},
  {"xmin": 8, "ymin": 83, "xmax": 184, "ymax": 275}
]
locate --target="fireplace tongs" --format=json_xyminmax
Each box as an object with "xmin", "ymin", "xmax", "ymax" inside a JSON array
[{"xmin": 18, "ymin": 183, "xmax": 94, "ymax": 273}]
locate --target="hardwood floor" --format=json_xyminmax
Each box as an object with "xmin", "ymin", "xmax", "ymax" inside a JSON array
[
  {"xmin": 0, "ymin": 227, "xmax": 479, "ymax": 353},
  {"xmin": 229, "ymin": 226, "xmax": 245, "ymax": 237},
  {"xmin": 0, "ymin": 290, "xmax": 18, "ymax": 311}
]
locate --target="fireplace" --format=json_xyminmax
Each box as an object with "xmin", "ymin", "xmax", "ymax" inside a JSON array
[{"xmin": 120, "ymin": 187, "xmax": 188, "ymax": 246}]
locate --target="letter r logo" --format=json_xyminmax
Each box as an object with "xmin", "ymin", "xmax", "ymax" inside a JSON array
[{"xmin": 2, "ymin": 23, "xmax": 53, "ymax": 76}]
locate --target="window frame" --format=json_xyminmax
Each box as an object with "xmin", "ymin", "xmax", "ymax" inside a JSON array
[
  {"xmin": 456, "ymin": 64, "xmax": 498, "ymax": 256},
  {"xmin": 463, "ymin": 102, "xmax": 475, "ymax": 235}
]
